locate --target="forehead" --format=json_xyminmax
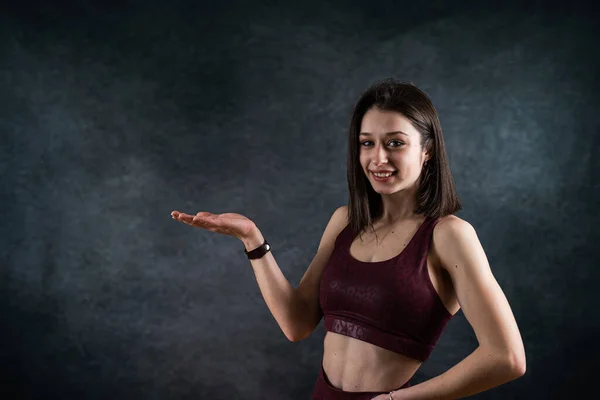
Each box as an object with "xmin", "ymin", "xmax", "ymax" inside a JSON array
[{"xmin": 359, "ymin": 107, "xmax": 418, "ymax": 138}]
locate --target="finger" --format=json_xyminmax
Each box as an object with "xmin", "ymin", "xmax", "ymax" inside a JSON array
[
  {"xmin": 178, "ymin": 213, "xmax": 193, "ymax": 221},
  {"xmin": 174, "ymin": 212, "xmax": 218, "ymax": 231},
  {"xmin": 184, "ymin": 219, "xmax": 206, "ymax": 229},
  {"xmin": 192, "ymin": 217, "xmax": 225, "ymax": 233},
  {"xmin": 190, "ymin": 215, "xmax": 215, "ymax": 229},
  {"xmin": 174, "ymin": 213, "xmax": 197, "ymax": 225},
  {"xmin": 193, "ymin": 214, "xmax": 219, "ymax": 223},
  {"xmin": 177, "ymin": 216, "xmax": 194, "ymax": 225},
  {"xmin": 193, "ymin": 212, "xmax": 217, "ymax": 219},
  {"xmin": 193, "ymin": 217, "xmax": 219, "ymax": 231},
  {"xmin": 172, "ymin": 211, "xmax": 189, "ymax": 220}
]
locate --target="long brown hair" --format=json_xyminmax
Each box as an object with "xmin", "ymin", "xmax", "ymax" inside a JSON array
[{"xmin": 347, "ymin": 78, "xmax": 462, "ymax": 238}]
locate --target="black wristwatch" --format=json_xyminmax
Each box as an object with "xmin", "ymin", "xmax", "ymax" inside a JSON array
[{"xmin": 244, "ymin": 239, "xmax": 271, "ymax": 260}]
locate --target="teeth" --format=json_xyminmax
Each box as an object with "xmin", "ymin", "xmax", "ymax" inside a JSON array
[{"xmin": 374, "ymin": 172, "xmax": 393, "ymax": 177}]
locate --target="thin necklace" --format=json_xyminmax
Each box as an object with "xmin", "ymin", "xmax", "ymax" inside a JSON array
[{"xmin": 372, "ymin": 216, "xmax": 405, "ymax": 247}]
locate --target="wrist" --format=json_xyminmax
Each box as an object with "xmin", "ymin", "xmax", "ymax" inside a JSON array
[
  {"xmin": 241, "ymin": 228, "xmax": 264, "ymax": 251},
  {"xmin": 389, "ymin": 389, "xmax": 408, "ymax": 400}
]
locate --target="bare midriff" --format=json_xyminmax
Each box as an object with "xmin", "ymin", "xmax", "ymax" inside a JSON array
[{"xmin": 321, "ymin": 331, "xmax": 422, "ymax": 392}]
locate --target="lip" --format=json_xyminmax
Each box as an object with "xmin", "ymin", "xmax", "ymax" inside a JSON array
[{"xmin": 370, "ymin": 170, "xmax": 397, "ymax": 182}]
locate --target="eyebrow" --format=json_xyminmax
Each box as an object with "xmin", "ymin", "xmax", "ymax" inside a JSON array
[{"xmin": 359, "ymin": 131, "xmax": 409, "ymax": 137}]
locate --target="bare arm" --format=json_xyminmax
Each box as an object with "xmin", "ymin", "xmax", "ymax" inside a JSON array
[
  {"xmin": 173, "ymin": 206, "xmax": 348, "ymax": 342},
  {"xmin": 387, "ymin": 217, "xmax": 526, "ymax": 400},
  {"xmin": 241, "ymin": 228, "xmax": 308, "ymax": 341},
  {"xmin": 242, "ymin": 205, "xmax": 348, "ymax": 342}
]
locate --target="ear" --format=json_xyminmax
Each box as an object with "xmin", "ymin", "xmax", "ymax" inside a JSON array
[
  {"xmin": 421, "ymin": 140, "xmax": 433, "ymax": 163},
  {"xmin": 423, "ymin": 150, "xmax": 431, "ymax": 163}
]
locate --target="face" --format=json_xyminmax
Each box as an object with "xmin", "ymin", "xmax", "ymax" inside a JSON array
[{"xmin": 359, "ymin": 107, "xmax": 429, "ymax": 195}]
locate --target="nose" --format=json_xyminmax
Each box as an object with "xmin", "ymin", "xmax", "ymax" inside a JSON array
[{"xmin": 371, "ymin": 144, "xmax": 388, "ymax": 167}]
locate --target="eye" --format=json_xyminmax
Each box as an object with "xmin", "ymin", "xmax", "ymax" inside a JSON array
[{"xmin": 360, "ymin": 140, "xmax": 404, "ymax": 147}]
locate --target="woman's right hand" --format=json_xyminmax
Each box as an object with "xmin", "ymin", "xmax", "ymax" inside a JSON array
[{"xmin": 171, "ymin": 210, "xmax": 258, "ymax": 241}]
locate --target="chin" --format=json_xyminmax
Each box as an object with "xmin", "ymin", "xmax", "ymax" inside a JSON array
[
  {"xmin": 377, "ymin": 188, "xmax": 402, "ymax": 195},
  {"xmin": 371, "ymin": 183, "xmax": 402, "ymax": 193}
]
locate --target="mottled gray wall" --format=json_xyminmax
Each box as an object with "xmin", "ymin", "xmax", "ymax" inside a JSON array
[{"xmin": 1, "ymin": 0, "xmax": 598, "ymax": 399}]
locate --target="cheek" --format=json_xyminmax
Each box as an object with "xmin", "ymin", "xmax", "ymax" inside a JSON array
[
  {"xmin": 395, "ymin": 161, "xmax": 420, "ymax": 179},
  {"xmin": 397, "ymin": 170, "xmax": 410, "ymax": 180},
  {"xmin": 359, "ymin": 155, "xmax": 369, "ymax": 168}
]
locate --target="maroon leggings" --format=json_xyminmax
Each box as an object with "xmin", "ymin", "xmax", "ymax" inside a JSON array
[{"xmin": 310, "ymin": 362, "xmax": 411, "ymax": 400}]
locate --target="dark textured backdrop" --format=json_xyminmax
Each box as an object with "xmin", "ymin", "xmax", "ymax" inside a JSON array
[{"xmin": 1, "ymin": 0, "xmax": 598, "ymax": 399}]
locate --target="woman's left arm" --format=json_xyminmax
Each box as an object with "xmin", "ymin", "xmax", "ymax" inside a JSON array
[{"xmin": 386, "ymin": 217, "xmax": 526, "ymax": 400}]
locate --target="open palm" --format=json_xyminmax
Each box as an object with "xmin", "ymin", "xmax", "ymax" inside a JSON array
[{"xmin": 171, "ymin": 210, "xmax": 257, "ymax": 240}]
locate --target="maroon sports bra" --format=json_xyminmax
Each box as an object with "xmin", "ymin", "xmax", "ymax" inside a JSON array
[{"xmin": 318, "ymin": 215, "xmax": 453, "ymax": 362}]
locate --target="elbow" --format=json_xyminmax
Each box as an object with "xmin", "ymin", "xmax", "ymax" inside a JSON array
[
  {"xmin": 282, "ymin": 325, "xmax": 304, "ymax": 342},
  {"xmin": 481, "ymin": 346, "xmax": 526, "ymax": 380},
  {"xmin": 287, "ymin": 329, "xmax": 309, "ymax": 342},
  {"xmin": 285, "ymin": 333, "xmax": 297, "ymax": 342},
  {"xmin": 505, "ymin": 350, "xmax": 526, "ymax": 378},
  {"xmin": 286, "ymin": 334, "xmax": 301, "ymax": 343},
  {"xmin": 283, "ymin": 326, "xmax": 300, "ymax": 342},
  {"xmin": 511, "ymin": 354, "xmax": 527, "ymax": 378},
  {"xmin": 287, "ymin": 321, "xmax": 316, "ymax": 342},
  {"xmin": 287, "ymin": 316, "xmax": 319, "ymax": 342},
  {"xmin": 288, "ymin": 335, "xmax": 301, "ymax": 343},
  {"xmin": 286, "ymin": 302, "xmax": 321, "ymax": 342}
]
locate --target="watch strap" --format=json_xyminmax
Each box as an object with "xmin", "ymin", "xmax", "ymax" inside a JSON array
[{"xmin": 244, "ymin": 240, "xmax": 271, "ymax": 259}]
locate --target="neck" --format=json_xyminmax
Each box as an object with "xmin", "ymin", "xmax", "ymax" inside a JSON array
[{"xmin": 377, "ymin": 186, "xmax": 419, "ymax": 224}]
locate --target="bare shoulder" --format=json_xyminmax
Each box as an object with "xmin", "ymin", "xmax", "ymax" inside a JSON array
[
  {"xmin": 434, "ymin": 214, "xmax": 475, "ymax": 232},
  {"xmin": 314, "ymin": 204, "xmax": 349, "ymax": 252},
  {"xmin": 330, "ymin": 204, "xmax": 349, "ymax": 230},
  {"xmin": 432, "ymin": 214, "xmax": 479, "ymax": 271}
]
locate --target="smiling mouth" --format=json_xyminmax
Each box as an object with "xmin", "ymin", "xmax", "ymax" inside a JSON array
[{"xmin": 371, "ymin": 171, "xmax": 397, "ymax": 177}]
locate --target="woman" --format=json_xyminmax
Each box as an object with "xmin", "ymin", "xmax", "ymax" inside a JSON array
[{"xmin": 171, "ymin": 78, "xmax": 526, "ymax": 399}]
